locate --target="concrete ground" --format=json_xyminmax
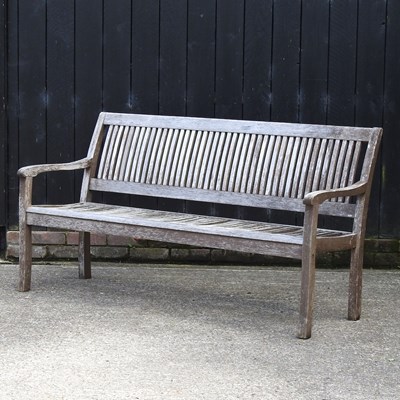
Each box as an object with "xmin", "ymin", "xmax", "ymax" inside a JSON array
[{"xmin": 0, "ymin": 262, "xmax": 399, "ymax": 400}]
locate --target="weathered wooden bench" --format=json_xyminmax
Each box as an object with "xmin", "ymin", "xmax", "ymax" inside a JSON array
[{"xmin": 18, "ymin": 112, "xmax": 382, "ymax": 338}]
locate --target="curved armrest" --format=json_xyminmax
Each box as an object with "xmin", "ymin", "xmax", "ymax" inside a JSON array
[
  {"xmin": 303, "ymin": 181, "xmax": 368, "ymax": 206},
  {"xmin": 18, "ymin": 158, "xmax": 91, "ymax": 178}
]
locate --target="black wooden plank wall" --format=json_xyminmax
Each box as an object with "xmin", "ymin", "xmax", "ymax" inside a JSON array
[
  {"xmin": 0, "ymin": 0, "xmax": 6, "ymax": 227},
  {"xmin": 4, "ymin": 0, "xmax": 400, "ymax": 237}
]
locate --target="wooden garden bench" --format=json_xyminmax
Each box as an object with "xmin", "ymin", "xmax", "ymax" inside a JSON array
[{"xmin": 18, "ymin": 112, "xmax": 382, "ymax": 338}]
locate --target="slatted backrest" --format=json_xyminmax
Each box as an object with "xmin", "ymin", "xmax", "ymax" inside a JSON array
[{"xmin": 83, "ymin": 113, "xmax": 382, "ymax": 218}]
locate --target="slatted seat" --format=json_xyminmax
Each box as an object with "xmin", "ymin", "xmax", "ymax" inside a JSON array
[
  {"xmin": 26, "ymin": 202, "xmax": 356, "ymax": 254},
  {"xmin": 18, "ymin": 112, "xmax": 382, "ymax": 338}
]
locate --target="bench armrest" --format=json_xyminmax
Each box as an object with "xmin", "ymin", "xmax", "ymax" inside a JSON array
[
  {"xmin": 303, "ymin": 181, "xmax": 368, "ymax": 206},
  {"xmin": 17, "ymin": 158, "xmax": 92, "ymax": 178}
]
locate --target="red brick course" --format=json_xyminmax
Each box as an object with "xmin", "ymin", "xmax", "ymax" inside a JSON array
[{"xmin": 4, "ymin": 230, "xmax": 400, "ymax": 267}]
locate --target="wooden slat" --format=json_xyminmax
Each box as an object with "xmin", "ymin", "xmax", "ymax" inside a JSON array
[
  {"xmin": 198, "ymin": 131, "xmax": 215, "ymax": 189},
  {"xmin": 145, "ymin": 128, "xmax": 163, "ymax": 183},
  {"xmin": 304, "ymin": 138, "xmax": 321, "ymax": 195},
  {"xmin": 240, "ymin": 134, "xmax": 257, "ymax": 193},
  {"xmin": 285, "ymin": 137, "xmax": 301, "ymax": 197},
  {"xmin": 187, "ymin": 130, "xmax": 203, "ymax": 188},
  {"xmin": 138, "ymin": 127, "xmax": 157, "ymax": 183},
  {"xmin": 158, "ymin": 128, "xmax": 175, "ymax": 185},
  {"xmin": 311, "ymin": 138, "xmax": 328, "ymax": 191},
  {"xmin": 251, "ymin": 135, "xmax": 269, "ymax": 194},
  {"xmin": 228, "ymin": 133, "xmax": 245, "ymax": 192},
  {"xmin": 318, "ymin": 139, "xmax": 335, "ymax": 190},
  {"xmin": 222, "ymin": 133, "xmax": 239, "ymax": 191},
  {"xmin": 128, "ymin": 126, "xmax": 146, "ymax": 182},
  {"xmin": 332, "ymin": 140, "xmax": 349, "ymax": 199},
  {"xmin": 272, "ymin": 136, "xmax": 289, "ymax": 196},
  {"xmin": 245, "ymin": 134, "xmax": 264, "ymax": 194},
  {"xmin": 97, "ymin": 125, "xmax": 113, "ymax": 179},
  {"xmin": 339, "ymin": 142, "xmax": 361, "ymax": 202},
  {"xmin": 168, "ymin": 129, "xmax": 185, "ymax": 186},
  {"xmin": 179, "ymin": 130, "xmax": 195, "ymax": 187},
  {"xmin": 123, "ymin": 126, "xmax": 141, "ymax": 181},
  {"xmin": 347, "ymin": 141, "xmax": 362, "ymax": 186},
  {"xmin": 208, "ymin": 131, "xmax": 226, "ymax": 190},
  {"xmin": 102, "ymin": 125, "xmax": 119, "ymax": 179},
  {"xmin": 278, "ymin": 136, "xmax": 295, "ymax": 197},
  {"xmin": 160, "ymin": 128, "xmax": 177, "ymax": 185},
  {"xmin": 215, "ymin": 132, "xmax": 232, "ymax": 191},
  {"xmin": 260, "ymin": 136, "xmax": 282, "ymax": 195},
  {"xmin": 151, "ymin": 128, "xmax": 169, "ymax": 184},
  {"xmin": 108, "ymin": 125, "xmax": 125, "ymax": 179},
  {"xmin": 116, "ymin": 126, "xmax": 134, "ymax": 181},
  {"xmin": 134, "ymin": 127, "xmax": 152, "ymax": 183}
]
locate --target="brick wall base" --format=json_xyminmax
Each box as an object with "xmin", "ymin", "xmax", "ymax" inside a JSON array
[{"xmin": 4, "ymin": 230, "xmax": 400, "ymax": 268}]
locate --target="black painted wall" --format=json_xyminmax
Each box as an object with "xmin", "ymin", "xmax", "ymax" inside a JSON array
[{"xmin": 2, "ymin": 0, "xmax": 400, "ymax": 237}]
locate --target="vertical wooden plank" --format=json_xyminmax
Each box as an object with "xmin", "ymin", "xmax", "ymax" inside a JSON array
[
  {"xmin": 75, "ymin": 0, "xmax": 103, "ymax": 204},
  {"xmin": 103, "ymin": 0, "xmax": 131, "ymax": 206},
  {"xmin": 299, "ymin": 0, "xmax": 329, "ymax": 124},
  {"xmin": 46, "ymin": 0, "xmax": 75, "ymax": 205},
  {"xmin": 18, "ymin": 0, "xmax": 47, "ymax": 205},
  {"xmin": 187, "ymin": 0, "xmax": 216, "ymax": 118},
  {"xmin": 159, "ymin": 0, "xmax": 187, "ymax": 116},
  {"xmin": 75, "ymin": 0, "xmax": 103, "ymax": 159},
  {"xmin": 186, "ymin": 1, "xmax": 216, "ymax": 215},
  {"xmin": 132, "ymin": 0, "xmax": 160, "ymax": 114},
  {"xmin": 131, "ymin": 1, "xmax": 160, "ymax": 210},
  {"xmin": 158, "ymin": 0, "xmax": 187, "ymax": 212},
  {"xmin": 271, "ymin": 0, "xmax": 301, "ymax": 123},
  {"xmin": 241, "ymin": 0, "xmax": 273, "ymax": 223},
  {"xmin": 327, "ymin": 0, "xmax": 358, "ymax": 125},
  {"xmin": 243, "ymin": 0, "xmax": 273, "ymax": 121},
  {"xmin": 103, "ymin": 0, "xmax": 131, "ymax": 113},
  {"xmin": 214, "ymin": 0, "xmax": 244, "ymax": 218},
  {"xmin": 0, "ymin": 0, "xmax": 7, "ymax": 226},
  {"xmin": 6, "ymin": 0, "xmax": 19, "ymax": 227},
  {"xmin": 356, "ymin": 0, "xmax": 386, "ymax": 235},
  {"xmin": 215, "ymin": 0, "xmax": 244, "ymax": 119},
  {"xmin": 382, "ymin": 0, "xmax": 400, "ymax": 237}
]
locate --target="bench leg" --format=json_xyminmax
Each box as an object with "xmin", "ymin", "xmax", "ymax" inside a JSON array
[
  {"xmin": 348, "ymin": 242, "xmax": 363, "ymax": 321},
  {"xmin": 19, "ymin": 222, "xmax": 32, "ymax": 292},
  {"xmin": 298, "ymin": 248, "xmax": 316, "ymax": 339},
  {"xmin": 78, "ymin": 232, "xmax": 91, "ymax": 279}
]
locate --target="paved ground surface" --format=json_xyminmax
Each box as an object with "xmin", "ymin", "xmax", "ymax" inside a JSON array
[{"xmin": 0, "ymin": 262, "xmax": 399, "ymax": 400}]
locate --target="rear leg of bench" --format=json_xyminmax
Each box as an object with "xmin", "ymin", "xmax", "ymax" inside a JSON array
[
  {"xmin": 348, "ymin": 241, "xmax": 363, "ymax": 321},
  {"xmin": 19, "ymin": 223, "xmax": 32, "ymax": 292},
  {"xmin": 298, "ymin": 248, "xmax": 316, "ymax": 339},
  {"xmin": 78, "ymin": 232, "xmax": 91, "ymax": 279}
]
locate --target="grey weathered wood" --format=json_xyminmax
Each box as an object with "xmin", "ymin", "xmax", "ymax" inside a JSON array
[
  {"xmin": 18, "ymin": 176, "xmax": 33, "ymax": 292},
  {"xmin": 18, "ymin": 112, "xmax": 383, "ymax": 339}
]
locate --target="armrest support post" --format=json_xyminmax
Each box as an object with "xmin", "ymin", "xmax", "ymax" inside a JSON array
[
  {"xmin": 18, "ymin": 176, "xmax": 33, "ymax": 291},
  {"xmin": 298, "ymin": 203, "xmax": 319, "ymax": 339}
]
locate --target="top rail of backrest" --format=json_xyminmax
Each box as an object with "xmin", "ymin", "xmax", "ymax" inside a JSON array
[{"xmin": 101, "ymin": 112, "xmax": 378, "ymax": 142}]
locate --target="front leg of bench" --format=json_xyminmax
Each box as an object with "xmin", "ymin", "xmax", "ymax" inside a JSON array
[
  {"xmin": 19, "ymin": 177, "xmax": 33, "ymax": 292},
  {"xmin": 78, "ymin": 232, "xmax": 91, "ymax": 279},
  {"xmin": 298, "ymin": 204, "xmax": 319, "ymax": 339},
  {"xmin": 348, "ymin": 235, "xmax": 364, "ymax": 321}
]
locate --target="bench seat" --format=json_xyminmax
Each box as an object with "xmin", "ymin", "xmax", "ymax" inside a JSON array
[{"xmin": 27, "ymin": 202, "xmax": 356, "ymax": 258}]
